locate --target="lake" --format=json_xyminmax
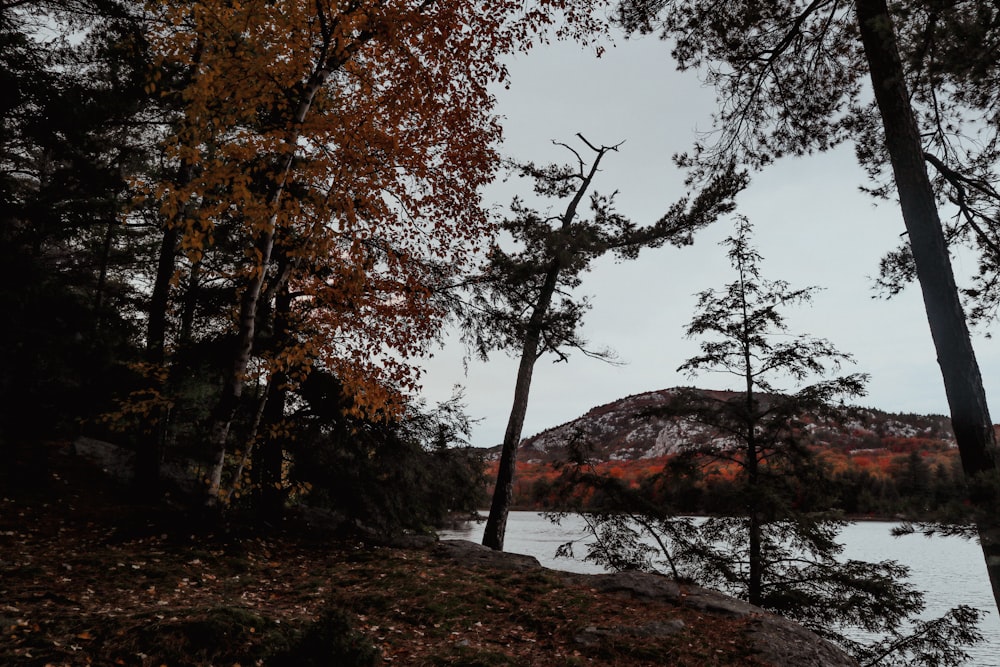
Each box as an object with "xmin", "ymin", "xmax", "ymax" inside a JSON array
[{"xmin": 440, "ymin": 512, "xmax": 1000, "ymax": 666}]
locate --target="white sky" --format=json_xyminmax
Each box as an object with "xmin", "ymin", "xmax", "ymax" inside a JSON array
[{"xmin": 417, "ymin": 35, "xmax": 1000, "ymax": 448}]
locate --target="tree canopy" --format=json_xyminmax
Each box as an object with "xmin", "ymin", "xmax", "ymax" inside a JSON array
[{"xmin": 0, "ymin": 0, "xmax": 609, "ymax": 526}]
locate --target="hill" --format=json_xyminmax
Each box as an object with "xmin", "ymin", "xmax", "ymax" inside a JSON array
[
  {"xmin": 497, "ymin": 387, "xmax": 956, "ymax": 464},
  {"xmin": 484, "ymin": 388, "xmax": 967, "ymax": 517}
]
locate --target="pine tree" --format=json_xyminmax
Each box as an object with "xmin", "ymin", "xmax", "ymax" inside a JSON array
[
  {"xmin": 557, "ymin": 219, "xmax": 983, "ymax": 665},
  {"xmin": 463, "ymin": 136, "xmax": 744, "ymax": 550},
  {"xmin": 615, "ymin": 0, "xmax": 1000, "ymax": 613}
]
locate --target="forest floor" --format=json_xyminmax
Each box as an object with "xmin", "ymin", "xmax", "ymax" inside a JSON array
[{"xmin": 0, "ymin": 443, "xmax": 775, "ymax": 666}]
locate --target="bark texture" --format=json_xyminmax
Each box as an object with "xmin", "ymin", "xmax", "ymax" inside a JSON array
[{"xmin": 855, "ymin": 0, "xmax": 1000, "ymax": 612}]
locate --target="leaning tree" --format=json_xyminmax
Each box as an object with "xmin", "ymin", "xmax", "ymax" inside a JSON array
[{"xmin": 459, "ymin": 135, "xmax": 744, "ymax": 550}]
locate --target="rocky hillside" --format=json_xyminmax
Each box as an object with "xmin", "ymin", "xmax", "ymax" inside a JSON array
[{"xmin": 496, "ymin": 387, "xmax": 956, "ymax": 464}]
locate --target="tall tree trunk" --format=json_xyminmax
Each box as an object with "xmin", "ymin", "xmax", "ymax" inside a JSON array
[
  {"xmin": 744, "ymin": 364, "xmax": 763, "ymax": 605},
  {"xmin": 482, "ymin": 141, "xmax": 613, "ymax": 550},
  {"xmin": 93, "ymin": 217, "xmax": 115, "ymax": 331},
  {"xmin": 741, "ymin": 277, "xmax": 762, "ymax": 606},
  {"xmin": 135, "ymin": 221, "xmax": 180, "ymax": 500},
  {"xmin": 146, "ymin": 224, "xmax": 179, "ymax": 364},
  {"xmin": 179, "ymin": 259, "xmax": 201, "ymax": 347},
  {"xmin": 255, "ymin": 281, "xmax": 293, "ymax": 526},
  {"xmin": 746, "ymin": 470, "xmax": 762, "ymax": 606},
  {"xmin": 255, "ymin": 377, "xmax": 289, "ymax": 526},
  {"xmin": 481, "ymin": 285, "xmax": 553, "ymax": 551},
  {"xmin": 202, "ymin": 58, "xmax": 337, "ymax": 507},
  {"xmin": 855, "ymin": 0, "xmax": 1000, "ymax": 613}
]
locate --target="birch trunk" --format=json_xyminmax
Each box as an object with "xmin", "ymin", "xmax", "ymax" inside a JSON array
[{"xmin": 202, "ymin": 57, "xmax": 337, "ymax": 506}]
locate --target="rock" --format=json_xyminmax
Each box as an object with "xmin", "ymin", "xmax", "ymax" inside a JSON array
[
  {"xmin": 384, "ymin": 533, "xmax": 437, "ymax": 550},
  {"xmin": 433, "ymin": 543, "xmax": 858, "ymax": 667},
  {"xmin": 434, "ymin": 539, "xmax": 542, "ymax": 571},
  {"xmin": 680, "ymin": 585, "xmax": 760, "ymax": 618},
  {"xmin": 73, "ymin": 437, "xmax": 135, "ymax": 481},
  {"xmin": 746, "ymin": 614, "xmax": 859, "ymax": 667},
  {"xmin": 71, "ymin": 437, "xmax": 204, "ymax": 499},
  {"xmin": 561, "ymin": 570, "xmax": 681, "ymax": 601},
  {"xmin": 574, "ymin": 619, "xmax": 686, "ymax": 647}
]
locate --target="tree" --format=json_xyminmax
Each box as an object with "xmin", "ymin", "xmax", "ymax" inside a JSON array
[
  {"xmin": 137, "ymin": 0, "xmax": 608, "ymax": 508},
  {"xmin": 616, "ymin": 0, "xmax": 1000, "ymax": 613},
  {"xmin": 288, "ymin": 376, "xmax": 486, "ymax": 536},
  {"xmin": 478, "ymin": 137, "xmax": 626, "ymax": 551},
  {"xmin": 671, "ymin": 217, "xmax": 872, "ymax": 612},
  {"xmin": 0, "ymin": 0, "xmax": 151, "ymax": 482},
  {"xmin": 554, "ymin": 219, "xmax": 983, "ymax": 666},
  {"xmin": 469, "ymin": 136, "xmax": 744, "ymax": 550}
]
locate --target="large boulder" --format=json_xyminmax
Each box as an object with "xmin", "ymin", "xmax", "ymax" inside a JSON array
[{"xmin": 437, "ymin": 539, "xmax": 858, "ymax": 667}]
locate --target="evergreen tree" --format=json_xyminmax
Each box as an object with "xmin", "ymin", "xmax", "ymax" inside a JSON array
[
  {"xmin": 556, "ymin": 219, "xmax": 982, "ymax": 665},
  {"xmin": 0, "ymin": 1, "xmax": 151, "ymax": 482},
  {"xmin": 466, "ymin": 135, "xmax": 744, "ymax": 550},
  {"xmin": 615, "ymin": 0, "xmax": 1000, "ymax": 611}
]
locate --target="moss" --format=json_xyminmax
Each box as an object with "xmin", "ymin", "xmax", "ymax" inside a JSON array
[
  {"xmin": 127, "ymin": 606, "xmax": 284, "ymax": 666},
  {"xmin": 268, "ymin": 605, "xmax": 379, "ymax": 667}
]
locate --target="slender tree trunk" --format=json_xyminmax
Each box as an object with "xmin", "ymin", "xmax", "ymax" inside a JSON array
[
  {"xmin": 740, "ymin": 277, "xmax": 763, "ymax": 606},
  {"xmin": 135, "ymin": 222, "xmax": 181, "ymax": 500},
  {"xmin": 138, "ymin": 152, "xmax": 199, "ymax": 500},
  {"xmin": 855, "ymin": 0, "xmax": 1000, "ymax": 613},
  {"xmin": 146, "ymin": 220, "xmax": 181, "ymax": 362},
  {"xmin": 93, "ymin": 217, "xmax": 115, "ymax": 330},
  {"xmin": 204, "ymin": 229, "xmax": 275, "ymax": 505},
  {"xmin": 481, "ymin": 298, "xmax": 551, "ymax": 551},
  {"xmin": 255, "ymin": 379, "xmax": 288, "ymax": 526},
  {"xmin": 230, "ymin": 377, "xmax": 270, "ymax": 494},
  {"xmin": 202, "ymin": 57, "xmax": 337, "ymax": 506},
  {"xmin": 746, "ymin": 473, "xmax": 763, "ymax": 605},
  {"xmin": 482, "ymin": 141, "xmax": 614, "ymax": 550},
  {"xmin": 255, "ymin": 282, "xmax": 293, "ymax": 526},
  {"xmin": 179, "ymin": 259, "xmax": 201, "ymax": 347},
  {"xmin": 745, "ymin": 385, "xmax": 762, "ymax": 606}
]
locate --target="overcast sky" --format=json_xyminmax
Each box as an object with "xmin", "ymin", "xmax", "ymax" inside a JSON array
[{"xmin": 417, "ymin": 34, "xmax": 1000, "ymax": 448}]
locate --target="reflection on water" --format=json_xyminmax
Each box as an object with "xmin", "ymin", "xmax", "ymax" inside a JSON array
[{"xmin": 440, "ymin": 512, "xmax": 1000, "ymax": 666}]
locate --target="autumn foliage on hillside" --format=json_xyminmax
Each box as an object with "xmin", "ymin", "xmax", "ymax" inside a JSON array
[{"xmin": 491, "ymin": 429, "xmax": 973, "ymax": 520}]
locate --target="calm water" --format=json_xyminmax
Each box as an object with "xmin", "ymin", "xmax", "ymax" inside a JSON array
[{"xmin": 440, "ymin": 512, "xmax": 1000, "ymax": 666}]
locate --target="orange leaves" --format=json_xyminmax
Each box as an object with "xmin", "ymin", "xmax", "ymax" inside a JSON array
[
  {"xmin": 101, "ymin": 362, "xmax": 175, "ymax": 433},
  {"xmin": 138, "ymin": 0, "xmax": 608, "ymax": 441}
]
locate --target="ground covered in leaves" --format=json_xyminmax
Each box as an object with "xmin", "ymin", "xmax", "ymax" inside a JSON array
[{"xmin": 1, "ymin": 444, "xmax": 772, "ymax": 666}]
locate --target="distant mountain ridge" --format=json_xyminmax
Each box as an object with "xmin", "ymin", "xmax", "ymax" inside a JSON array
[{"xmin": 491, "ymin": 388, "xmax": 956, "ymax": 464}]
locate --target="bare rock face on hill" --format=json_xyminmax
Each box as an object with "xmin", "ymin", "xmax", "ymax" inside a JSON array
[
  {"xmin": 436, "ymin": 539, "xmax": 859, "ymax": 667},
  {"xmin": 497, "ymin": 387, "xmax": 955, "ymax": 463}
]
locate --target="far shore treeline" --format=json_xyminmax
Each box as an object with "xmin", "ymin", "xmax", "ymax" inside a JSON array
[
  {"xmin": 498, "ymin": 442, "xmax": 971, "ymax": 521},
  {"xmin": 489, "ymin": 390, "xmax": 981, "ymax": 522}
]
